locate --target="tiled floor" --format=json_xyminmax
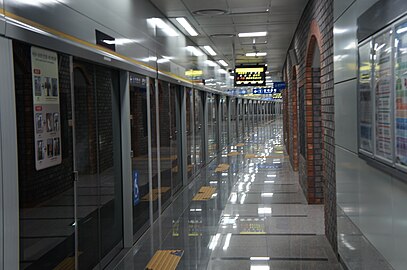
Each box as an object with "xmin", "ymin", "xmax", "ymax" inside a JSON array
[{"xmin": 112, "ymin": 119, "xmax": 342, "ymax": 270}]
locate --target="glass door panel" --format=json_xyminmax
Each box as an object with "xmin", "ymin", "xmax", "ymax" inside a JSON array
[
  {"xmin": 194, "ymin": 90, "xmax": 204, "ymax": 169},
  {"xmin": 157, "ymin": 81, "xmax": 173, "ymax": 206},
  {"xmin": 73, "ymin": 62, "xmax": 123, "ymax": 270},
  {"xmin": 170, "ymin": 84, "xmax": 182, "ymax": 192},
  {"xmin": 186, "ymin": 88, "xmax": 194, "ymax": 178},
  {"xmin": 129, "ymin": 73, "xmax": 150, "ymax": 239}
]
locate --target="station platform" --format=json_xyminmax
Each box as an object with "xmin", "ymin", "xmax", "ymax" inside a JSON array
[{"xmin": 111, "ymin": 120, "xmax": 342, "ymax": 270}]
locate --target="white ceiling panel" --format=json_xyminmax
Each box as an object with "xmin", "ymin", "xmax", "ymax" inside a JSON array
[
  {"xmin": 182, "ymin": 0, "xmax": 228, "ymax": 12},
  {"xmin": 149, "ymin": 0, "xmax": 308, "ymax": 73}
]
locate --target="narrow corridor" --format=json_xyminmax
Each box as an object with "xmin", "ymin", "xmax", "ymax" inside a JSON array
[{"xmin": 113, "ymin": 119, "xmax": 341, "ymax": 270}]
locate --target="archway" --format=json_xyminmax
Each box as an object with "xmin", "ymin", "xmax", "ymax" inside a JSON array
[
  {"xmin": 299, "ymin": 33, "xmax": 324, "ymax": 204},
  {"xmin": 291, "ymin": 65, "xmax": 299, "ymax": 171}
]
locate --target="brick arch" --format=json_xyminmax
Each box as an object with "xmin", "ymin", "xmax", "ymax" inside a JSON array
[
  {"xmin": 302, "ymin": 19, "xmax": 324, "ymax": 204},
  {"xmin": 290, "ymin": 65, "xmax": 299, "ymax": 171},
  {"xmin": 284, "ymin": 67, "xmax": 290, "ymax": 154}
]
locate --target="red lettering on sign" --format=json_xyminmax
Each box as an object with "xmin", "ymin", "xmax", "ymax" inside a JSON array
[{"xmin": 35, "ymin": 106, "xmax": 43, "ymax": 111}]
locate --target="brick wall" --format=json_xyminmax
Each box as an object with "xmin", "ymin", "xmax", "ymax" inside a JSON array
[
  {"xmin": 14, "ymin": 41, "xmax": 73, "ymax": 207},
  {"xmin": 283, "ymin": 0, "xmax": 337, "ymax": 253}
]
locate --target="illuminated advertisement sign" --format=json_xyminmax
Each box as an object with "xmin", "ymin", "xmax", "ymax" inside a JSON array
[{"xmin": 234, "ymin": 65, "xmax": 266, "ymax": 86}]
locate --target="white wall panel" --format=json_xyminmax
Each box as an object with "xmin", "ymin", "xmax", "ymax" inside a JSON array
[
  {"xmin": 335, "ymin": 1, "xmax": 407, "ymax": 269},
  {"xmin": 358, "ymin": 160, "xmax": 394, "ymax": 262},
  {"xmin": 334, "ymin": 0, "xmax": 354, "ymax": 22},
  {"xmin": 391, "ymin": 178, "xmax": 407, "ymax": 269},
  {"xmin": 336, "ymin": 146, "xmax": 360, "ymax": 225},
  {"xmin": 334, "ymin": 79, "xmax": 358, "ymax": 152},
  {"xmin": 333, "ymin": 6, "xmax": 358, "ymax": 84}
]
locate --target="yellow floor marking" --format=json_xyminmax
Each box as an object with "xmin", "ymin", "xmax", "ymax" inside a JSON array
[
  {"xmin": 145, "ymin": 250, "xmax": 184, "ymax": 270},
  {"xmin": 215, "ymin": 163, "xmax": 230, "ymax": 172},
  {"xmin": 245, "ymin": 154, "xmax": 256, "ymax": 159},
  {"xmin": 235, "ymin": 143, "xmax": 245, "ymax": 147},
  {"xmin": 53, "ymin": 256, "xmax": 74, "ymax": 270},
  {"xmin": 227, "ymin": 151, "xmax": 241, "ymax": 156},
  {"xmin": 141, "ymin": 187, "xmax": 171, "ymax": 201},
  {"xmin": 192, "ymin": 186, "xmax": 216, "ymax": 201}
]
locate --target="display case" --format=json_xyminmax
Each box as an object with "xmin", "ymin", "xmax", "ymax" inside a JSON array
[{"xmin": 357, "ymin": 12, "xmax": 407, "ymax": 177}]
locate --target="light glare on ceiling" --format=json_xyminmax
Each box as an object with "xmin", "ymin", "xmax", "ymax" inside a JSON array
[
  {"xmin": 147, "ymin": 18, "xmax": 179, "ymax": 37},
  {"xmin": 176, "ymin": 17, "xmax": 198, "ymax": 36},
  {"xmin": 186, "ymin": 46, "xmax": 204, "ymax": 56}
]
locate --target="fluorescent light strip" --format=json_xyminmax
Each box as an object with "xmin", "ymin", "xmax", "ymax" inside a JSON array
[
  {"xmin": 238, "ymin": 31, "xmax": 267, "ymax": 37},
  {"xmin": 218, "ymin": 60, "xmax": 228, "ymax": 66},
  {"xmin": 203, "ymin": 45, "xmax": 217, "ymax": 56},
  {"xmin": 176, "ymin": 17, "xmax": 198, "ymax": 36},
  {"xmin": 246, "ymin": 52, "xmax": 267, "ymax": 57},
  {"xmin": 250, "ymin": 257, "xmax": 270, "ymax": 261},
  {"xmin": 186, "ymin": 46, "xmax": 204, "ymax": 56}
]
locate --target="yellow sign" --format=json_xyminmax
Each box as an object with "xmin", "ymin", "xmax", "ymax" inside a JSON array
[{"xmin": 185, "ymin": 70, "xmax": 203, "ymax": 77}]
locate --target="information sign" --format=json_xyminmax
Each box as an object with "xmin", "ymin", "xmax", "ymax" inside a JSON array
[
  {"xmin": 234, "ymin": 65, "xmax": 266, "ymax": 86},
  {"xmin": 395, "ymin": 22, "xmax": 407, "ymax": 167},
  {"xmin": 374, "ymin": 31, "xmax": 393, "ymax": 161}
]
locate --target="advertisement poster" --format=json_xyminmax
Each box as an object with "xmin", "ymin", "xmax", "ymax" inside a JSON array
[
  {"xmin": 395, "ymin": 23, "xmax": 407, "ymax": 167},
  {"xmin": 31, "ymin": 47, "xmax": 62, "ymax": 170},
  {"xmin": 358, "ymin": 42, "xmax": 373, "ymax": 153},
  {"xmin": 374, "ymin": 32, "xmax": 393, "ymax": 161}
]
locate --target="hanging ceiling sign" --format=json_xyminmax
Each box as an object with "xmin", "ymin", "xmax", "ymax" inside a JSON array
[
  {"xmin": 234, "ymin": 65, "xmax": 266, "ymax": 87},
  {"xmin": 31, "ymin": 47, "xmax": 62, "ymax": 171},
  {"xmin": 252, "ymin": 87, "xmax": 282, "ymax": 99}
]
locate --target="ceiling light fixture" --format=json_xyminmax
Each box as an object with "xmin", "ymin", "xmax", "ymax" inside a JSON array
[
  {"xmin": 175, "ymin": 17, "xmax": 198, "ymax": 36},
  {"xmin": 193, "ymin": 9, "xmax": 228, "ymax": 16},
  {"xmin": 147, "ymin": 18, "xmax": 179, "ymax": 37},
  {"xmin": 246, "ymin": 52, "xmax": 267, "ymax": 57},
  {"xmin": 186, "ymin": 46, "xmax": 204, "ymax": 56},
  {"xmin": 218, "ymin": 60, "xmax": 228, "ymax": 67},
  {"xmin": 203, "ymin": 45, "xmax": 217, "ymax": 56},
  {"xmin": 238, "ymin": 31, "xmax": 267, "ymax": 37}
]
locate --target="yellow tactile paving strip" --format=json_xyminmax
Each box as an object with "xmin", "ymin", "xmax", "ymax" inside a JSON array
[
  {"xmin": 235, "ymin": 143, "xmax": 245, "ymax": 147},
  {"xmin": 141, "ymin": 187, "xmax": 171, "ymax": 201},
  {"xmin": 145, "ymin": 250, "xmax": 184, "ymax": 270},
  {"xmin": 245, "ymin": 154, "xmax": 256, "ymax": 159},
  {"xmin": 227, "ymin": 151, "xmax": 241, "ymax": 156},
  {"xmin": 192, "ymin": 186, "xmax": 216, "ymax": 201},
  {"xmin": 53, "ymin": 256, "xmax": 74, "ymax": 270},
  {"xmin": 215, "ymin": 163, "xmax": 230, "ymax": 172}
]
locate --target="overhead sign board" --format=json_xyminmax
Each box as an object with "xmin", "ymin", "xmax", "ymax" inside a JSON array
[
  {"xmin": 234, "ymin": 65, "xmax": 266, "ymax": 87},
  {"xmin": 252, "ymin": 87, "xmax": 282, "ymax": 99}
]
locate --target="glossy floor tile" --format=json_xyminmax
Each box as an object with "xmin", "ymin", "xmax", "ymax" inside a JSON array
[{"xmin": 111, "ymin": 119, "xmax": 342, "ymax": 270}]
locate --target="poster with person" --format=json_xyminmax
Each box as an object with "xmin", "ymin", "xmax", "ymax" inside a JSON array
[{"xmin": 31, "ymin": 47, "xmax": 62, "ymax": 170}]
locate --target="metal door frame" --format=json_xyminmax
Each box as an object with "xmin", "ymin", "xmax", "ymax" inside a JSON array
[{"xmin": 0, "ymin": 37, "xmax": 19, "ymax": 270}]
